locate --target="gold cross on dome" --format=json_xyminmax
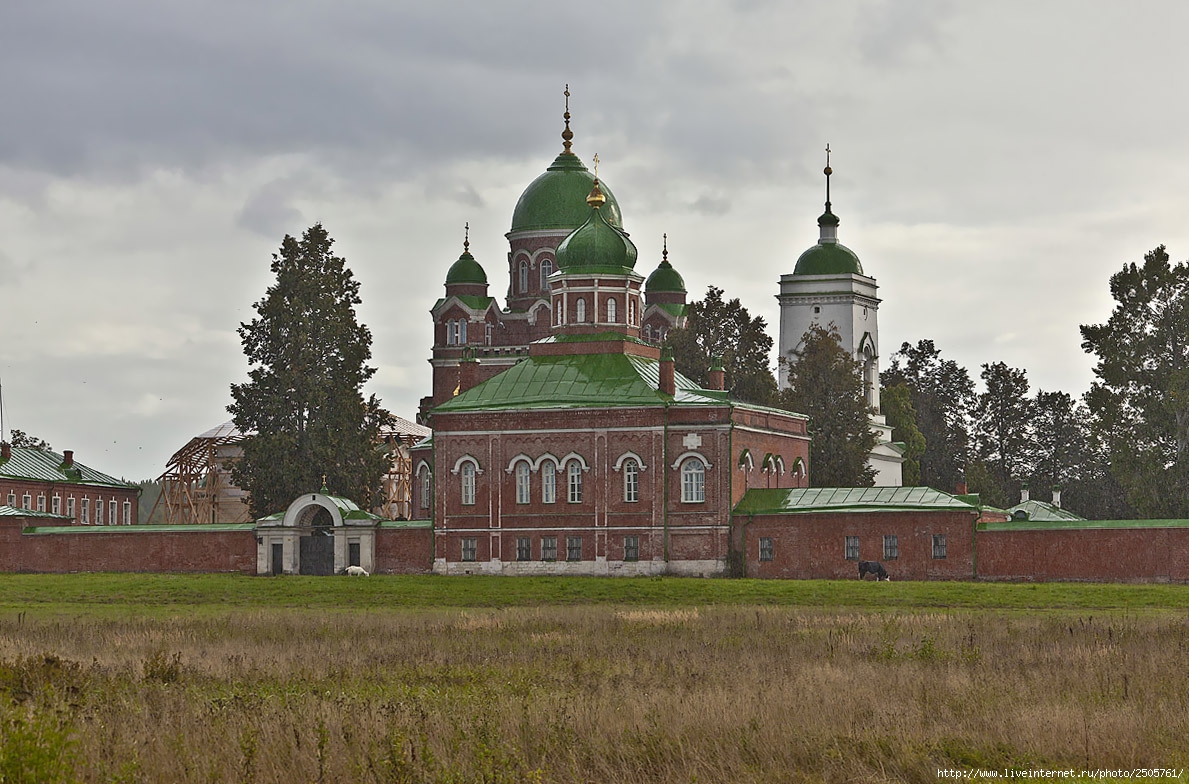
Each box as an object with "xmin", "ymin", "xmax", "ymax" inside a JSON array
[{"xmin": 592, "ymin": 152, "xmax": 599, "ymax": 178}]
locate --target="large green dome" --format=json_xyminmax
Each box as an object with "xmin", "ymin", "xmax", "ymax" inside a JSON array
[
  {"xmin": 555, "ymin": 198, "xmax": 637, "ymax": 273},
  {"xmin": 444, "ymin": 249, "xmax": 487, "ymax": 285},
  {"xmin": 792, "ymin": 242, "xmax": 863, "ymax": 276},
  {"xmin": 511, "ymin": 152, "xmax": 623, "ymax": 233}
]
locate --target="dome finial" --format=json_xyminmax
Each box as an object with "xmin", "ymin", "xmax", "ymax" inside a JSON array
[
  {"xmin": 463, "ymin": 221, "xmax": 470, "ymax": 253},
  {"xmin": 586, "ymin": 152, "xmax": 606, "ymax": 207},
  {"xmin": 662, "ymin": 233, "xmax": 669, "ymax": 265},
  {"xmin": 824, "ymin": 143, "xmax": 833, "ymax": 213},
  {"xmin": 561, "ymin": 84, "xmax": 574, "ymax": 155}
]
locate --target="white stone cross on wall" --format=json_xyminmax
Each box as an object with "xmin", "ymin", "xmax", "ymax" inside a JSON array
[{"xmin": 682, "ymin": 433, "xmax": 702, "ymax": 450}]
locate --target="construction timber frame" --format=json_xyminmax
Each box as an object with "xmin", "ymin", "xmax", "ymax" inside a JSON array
[{"xmin": 152, "ymin": 423, "xmax": 251, "ymax": 525}]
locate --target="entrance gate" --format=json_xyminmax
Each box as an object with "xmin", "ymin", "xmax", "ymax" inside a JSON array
[{"xmin": 299, "ymin": 535, "xmax": 335, "ymax": 575}]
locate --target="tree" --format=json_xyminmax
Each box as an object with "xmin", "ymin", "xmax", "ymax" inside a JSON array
[
  {"xmin": 229, "ymin": 223, "xmax": 392, "ymax": 518},
  {"xmin": 881, "ymin": 340, "xmax": 974, "ymax": 492},
  {"xmin": 667, "ymin": 286, "xmax": 778, "ymax": 405},
  {"xmin": 881, "ymin": 383, "xmax": 925, "ymax": 486},
  {"xmin": 1080, "ymin": 245, "xmax": 1189, "ymax": 518},
  {"xmin": 969, "ymin": 361, "xmax": 1033, "ymax": 504},
  {"xmin": 7, "ymin": 430, "xmax": 51, "ymax": 450},
  {"xmin": 778, "ymin": 323, "xmax": 877, "ymax": 487}
]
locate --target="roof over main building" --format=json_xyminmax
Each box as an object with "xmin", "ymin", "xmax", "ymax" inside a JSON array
[
  {"xmin": 0, "ymin": 447, "xmax": 136, "ymax": 490},
  {"xmin": 734, "ymin": 486, "xmax": 980, "ymax": 515}
]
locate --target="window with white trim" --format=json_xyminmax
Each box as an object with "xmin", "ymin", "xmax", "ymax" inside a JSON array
[
  {"xmin": 567, "ymin": 460, "xmax": 582, "ymax": 503},
  {"xmin": 6, "ymin": 491, "xmax": 15, "ymax": 507},
  {"xmin": 53, "ymin": 495, "xmax": 61, "ymax": 515},
  {"xmin": 109, "ymin": 499, "xmax": 117, "ymax": 524},
  {"xmin": 575, "ymin": 298, "xmax": 586, "ymax": 322},
  {"xmin": 419, "ymin": 467, "xmax": 431, "ymax": 509},
  {"xmin": 66, "ymin": 497, "xmax": 75, "ymax": 519},
  {"xmin": 623, "ymin": 458, "xmax": 639, "ymax": 503},
  {"xmin": 22, "ymin": 492, "xmax": 31, "ymax": 510},
  {"xmin": 606, "ymin": 298, "xmax": 617, "ymax": 323},
  {"xmin": 80, "ymin": 497, "xmax": 90, "ymax": 524},
  {"xmin": 680, "ymin": 458, "xmax": 705, "ymax": 503},
  {"xmin": 123, "ymin": 500, "xmax": 132, "ymax": 525},
  {"xmin": 460, "ymin": 462, "xmax": 477, "ymax": 506},
  {"xmin": 519, "ymin": 260, "xmax": 529, "ymax": 293},
  {"xmin": 628, "ymin": 298, "xmax": 635, "ymax": 325},
  {"xmin": 485, "ymin": 323, "xmax": 493, "ymax": 346},
  {"xmin": 36, "ymin": 494, "xmax": 46, "ymax": 513},
  {"xmin": 540, "ymin": 259, "xmax": 553, "ymax": 290},
  {"xmin": 541, "ymin": 461, "xmax": 556, "ymax": 504},
  {"xmin": 94, "ymin": 497, "xmax": 103, "ymax": 523},
  {"xmin": 515, "ymin": 461, "xmax": 531, "ymax": 504}
]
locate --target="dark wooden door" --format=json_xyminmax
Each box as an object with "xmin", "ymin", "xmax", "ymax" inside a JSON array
[
  {"xmin": 271, "ymin": 543, "xmax": 284, "ymax": 575},
  {"xmin": 299, "ymin": 535, "xmax": 335, "ymax": 575}
]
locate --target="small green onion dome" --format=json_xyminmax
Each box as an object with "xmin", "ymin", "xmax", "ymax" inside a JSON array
[
  {"xmin": 645, "ymin": 257, "xmax": 686, "ymax": 293},
  {"xmin": 792, "ymin": 242, "xmax": 863, "ymax": 275},
  {"xmin": 555, "ymin": 190, "xmax": 637, "ymax": 273},
  {"xmin": 511, "ymin": 152, "xmax": 623, "ymax": 233},
  {"xmin": 444, "ymin": 249, "xmax": 487, "ymax": 285}
]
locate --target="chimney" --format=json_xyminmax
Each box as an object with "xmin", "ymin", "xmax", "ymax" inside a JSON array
[
  {"xmin": 1020, "ymin": 483, "xmax": 1030, "ymax": 503},
  {"xmin": 955, "ymin": 481, "xmax": 968, "ymax": 495},
  {"xmin": 63, "ymin": 450, "xmax": 74, "ymax": 467},
  {"xmin": 457, "ymin": 352, "xmax": 479, "ymax": 395},
  {"xmin": 659, "ymin": 348, "xmax": 676, "ymax": 397},
  {"xmin": 0, "ymin": 443, "xmax": 9, "ymax": 462},
  {"xmin": 707, "ymin": 355, "xmax": 726, "ymax": 391},
  {"xmin": 1052, "ymin": 484, "xmax": 1062, "ymax": 508}
]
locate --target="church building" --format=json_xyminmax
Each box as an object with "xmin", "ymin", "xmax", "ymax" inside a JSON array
[
  {"xmin": 776, "ymin": 150, "xmax": 905, "ymax": 485},
  {"xmin": 412, "ymin": 101, "xmax": 812, "ymax": 575}
]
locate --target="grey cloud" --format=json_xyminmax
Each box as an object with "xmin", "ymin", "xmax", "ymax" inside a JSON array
[
  {"xmin": 424, "ymin": 179, "xmax": 484, "ymax": 209},
  {"xmin": 857, "ymin": 0, "xmax": 952, "ymax": 65},
  {"xmin": 237, "ymin": 182, "xmax": 306, "ymax": 239},
  {"xmin": 690, "ymin": 195, "xmax": 731, "ymax": 216}
]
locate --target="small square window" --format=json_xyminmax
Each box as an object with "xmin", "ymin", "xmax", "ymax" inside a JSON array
[
  {"xmin": 759, "ymin": 537, "xmax": 774, "ymax": 562},
  {"xmin": 844, "ymin": 536, "xmax": 859, "ymax": 561},
  {"xmin": 461, "ymin": 537, "xmax": 477, "ymax": 562},
  {"xmin": 541, "ymin": 536, "xmax": 558, "ymax": 562},
  {"xmin": 932, "ymin": 534, "xmax": 947, "ymax": 559},
  {"xmin": 624, "ymin": 535, "xmax": 639, "ymax": 562},
  {"xmin": 516, "ymin": 537, "xmax": 531, "ymax": 562},
  {"xmin": 566, "ymin": 536, "xmax": 582, "ymax": 562},
  {"xmin": 883, "ymin": 535, "xmax": 899, "ymax": 560}
]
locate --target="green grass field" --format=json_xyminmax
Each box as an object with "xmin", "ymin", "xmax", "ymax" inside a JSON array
[{"xmin": 1, "ymin": 574, "xmax": 1187, "ymax": 783}]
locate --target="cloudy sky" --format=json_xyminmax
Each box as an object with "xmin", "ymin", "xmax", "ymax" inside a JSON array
[{"xmin": 3, "ymin": 0, "xmax": 1187, "ymax": 481}]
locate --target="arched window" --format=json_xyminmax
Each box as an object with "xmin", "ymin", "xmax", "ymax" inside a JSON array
[
  {"xmin": 515, "ymin": 461, "xmax": 531, "ymax": 504},
  {"xmin": 460, "ymin": 462, "xmax": 476, "ymax": 506},
  {"xmin": 541, "ymin": 460, "xmax": 557, "ymax": 504},
  {"xmin": 567, "ymin": 460, "xmax": 583, "ymax": 503},
  {"xmin": 540, "ymin": 258, "xmax": 553, "ymax": 290},
  {"xmin": 628, "ymin": 298, "xmax": 635, "ymax": 325},
  {"xmin": 680, "ymin": 458, "xmax": 705, "ymax": 503},
  {"xmin": 644, "ymin": 324, "xmax": 652, "ymax": 342},
  {"xmin": 623, "ymin": 458, "xmax": 639, "ymax": 503},
  {"xmin": 419, "ymin": 466, "xmax": 431, "ymax": 509},
  {"xmin": 445, "ymin": 320, "xmax": 455, "ymax": 345},
  {"xmin": 459, "ymin": 320, "xmax": 467, "ymax": 344},
  {"xmin": 556, "ymin": 304, "xmax": 564, "ymax": 326},
  {"xmin": 575, "ymin": 298, "xmax": 586, "ymax": 322},
  {"xmin": 606, "ymin": 298, "xmax": 617, "ymax": 323},
  {"xmin": 519, "ymin": 260, "xmax": 529, "ymax": 293}
]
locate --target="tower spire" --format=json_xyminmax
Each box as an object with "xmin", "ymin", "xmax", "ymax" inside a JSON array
[
  {"xmin": 824, "ymin": 143, "xmax": 833, "ymax": 214},
  {"xmin": 463, "ymin": 222, "xmax": 470, "ymax": 253},
  {"xmin": 817, "ymin": 144, "xmax": 840, "ymax": 242},
  {"xmin": 561, "ymin": 84, "xmax": 574, "ymax": 155}
]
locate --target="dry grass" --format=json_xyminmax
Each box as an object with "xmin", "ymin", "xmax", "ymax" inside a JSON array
[{"xmin": 1, "ymin": 605, "xmax": 1187, "ymax": 783}]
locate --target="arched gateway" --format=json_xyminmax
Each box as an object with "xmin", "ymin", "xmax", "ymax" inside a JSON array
[{"xmin": 255, "ymin": 491, "xmax": 384, "ymax": 576}]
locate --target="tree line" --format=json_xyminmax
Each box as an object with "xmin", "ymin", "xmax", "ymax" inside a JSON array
[{"xmin": 669, "ymin": 246, "xmax": 1189, "ymax": 521}]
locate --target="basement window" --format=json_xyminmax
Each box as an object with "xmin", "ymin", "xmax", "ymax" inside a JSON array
[
  {"xmin": 541, "ymin": 536, "xmax": 558, "ymax": 562},
  {"xmin": 624, "ymin": 536, "xmax": 639, "ymax": 562},
  {"xmin": 516, "ymin": 537, "xmax": 531, "ymax": 562},
  {"xmin": 461, "ymin": 537, "xmax": 477, "ymax": 562},
  {"xmin": 932, "ymin": 534, "xmax": 947, "ymax": 560},
  {"xmin": 759, "ymin": 537, "xmax": 774, "ymax": 562},
  {"xmin": 567, "ymin": 536, "xmax": 583, "ymax": 562}
]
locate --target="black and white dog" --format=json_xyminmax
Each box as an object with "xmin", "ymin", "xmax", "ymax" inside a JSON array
[{"xmin": 858, "ymin": 561, "xmax": 890, "ymax": 581}]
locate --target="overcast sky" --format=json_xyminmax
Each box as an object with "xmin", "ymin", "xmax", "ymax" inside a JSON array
[{"xmin": 3, "ymin": 1, "xmax": 1187, "ymax": 481}]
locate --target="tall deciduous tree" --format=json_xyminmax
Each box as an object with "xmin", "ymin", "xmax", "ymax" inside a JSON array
[
  {"xmin": 229, "ymin": 224, "xmax": 391, "ymax": 518},
  {"xmin": 882, "ymin": 340, "xmax": 974, "ymax": 492},
  {"xmin": 779, "ymin": 323, "xmax": 877, "ymax": 487},
  {"xmin": 1080, "ymin": 245, "xmax": 1189, "ymax": 518},
  {"xmin": 970, "ymin": 361, "xmax": 1033, "ymax": 505},
  {"xmin": 881, "ymin": 382, "xmax": 926, "ymax": 486},
  {"xmin": 7, "ymin": 429, "xmax": 51, "ymax": 450},
  {"xmin": 667, "ymin": 286, "xmax": 778, "ymax": 405}
]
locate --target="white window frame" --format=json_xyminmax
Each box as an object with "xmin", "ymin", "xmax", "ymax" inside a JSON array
[
  {"xmin": 515, "ymin": 461, "xmax": 531, "ymax": 505},
  {"xmin": 36, "ymin": 494, "xmax": 46, "ymax": 513},
  {"xmin": 540, "ymin": 259, "xmax": 553, "ymax": 290},
  {"xmin": 623, "ymin": 459, "xmax": 639, "ymax": 503},
  {"xmin": 575, "ymin": 298, "xmax": 586, "ymax": 322},
  {"xmin": 606, "ymin": 297, "xmax": 617, "ymax": 323},
  {"xmin": 6, "ymin": 491, "xmax": 15, "ymax": 507},
  {"xmin": 22, "ymin": 492, "xmax": 31, "ymax": 510},
  {"xmin": 94, "ymin": 497, "xmax": 103, "ymax": 524},
  {"xmin": 516, "ymin": 537, "xmax": 531, "ymax": 561},
  {"xmin": 80, "ymin": 497, "xmax": 90, "ymax": 524},
  {"xmin": 53, "ymin": 495, "xmax": 61, "ymax": 515},
  {"xmin": 109, "ymin": 499, "xmax": 117, "ymax": 524},
  {"xmin": 680, "ymin": 458, "xmax": 705, "ymax": 503},
  {"xmin": 519, "ymin": 260, "xmax": 529, "ymax": 293},
  {"xmin": 541, "ymin": 460, "xmax": 556, "ymax": 504},
  {"xmin": 460, "ymin": 462, "xmax": 477, "ymax": 506},
  {"xmin": 123, "ymin": 500, "xmax": 132, "ymax": 525},
  {"xmin": 566, "ymin": 536, "xmax": 583, "ymax": 562},
  {"xmin": 567, "ymin": 460, "xmax": 582, "ymax": 503}
]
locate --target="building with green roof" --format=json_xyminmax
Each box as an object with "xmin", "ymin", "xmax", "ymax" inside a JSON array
[{"xmin": 0, "ymin": 443, "xmax": 139, "ymax": 525}]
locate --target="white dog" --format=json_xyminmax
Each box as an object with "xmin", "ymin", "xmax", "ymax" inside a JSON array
[{"xmin": 344, "ymin": 565, "xmax": 369, "ymax": 577}]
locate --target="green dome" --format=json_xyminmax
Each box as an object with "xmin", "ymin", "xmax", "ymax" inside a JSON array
[
  {"xmin": 645, "ymin": 257, "xmax": 685, "ymax": 293},
  {"xmin": 444, "ymin": 250, "xmax": 487, "ymax": 285},
  {"xmin": 792, "ymin": 242, "xmax": 863, "ymax": 276},
  {"xmin": 511, "ymin": 153, "xmax": 623, "ymax": 233},
  {"xmin": 556, "ymin": 202, "xmax": 637, "ymax": 273}
]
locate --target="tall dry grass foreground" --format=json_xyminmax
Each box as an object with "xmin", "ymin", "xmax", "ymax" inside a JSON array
[{"xmin": 1, "ymin": 606, "xmax": 1187, "ymax": 783}]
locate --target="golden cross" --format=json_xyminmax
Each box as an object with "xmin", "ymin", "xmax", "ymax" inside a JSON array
[{"xmin": 592, "ymin": 152, "xmax": 599, "ymax": 178}]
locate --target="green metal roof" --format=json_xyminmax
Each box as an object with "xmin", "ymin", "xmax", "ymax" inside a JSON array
[
  {"xmin": 792, "ymin": 242, "xmax": 864, "ymax": 276},
  {"xmin": 0, "ymin": 447, "xmax": 136, "ymax": 490},
  {"xmin": 555, "ymin": 203, "xmax": 637, "ymax": 273},
  {"xmin": 377, "ymin": 519, "xmax": 433, "ymax": 529},
  {"xmin": 444, "ymin": 250, "xmax": 488, "ymax": 285},
  {"xmin": 434, "ymin": 352, "xmax": 726, "ymax": 414},
  {"xmin": 511, "ymin": 152, "xmax": 623, "ymax": 233},
  {"xmin": 734, "ymin": 486, "xmax": 980, "ymax": 516},
  {"xmin": 979, "ymin": 518, "xmax": 1189, "ymax": 532},
  {"xmin": 645, "ymin": 259, "xmax": 686, "ymax": 294},
  {"xmin": 0, "ymin": 505, "xmax": 72, "ymax": 520},
  {"xmin": 1006, "ymin": 500, "xmax": 1086, "ymax": 522}
]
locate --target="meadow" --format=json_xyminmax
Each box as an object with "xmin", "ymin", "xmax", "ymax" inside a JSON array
[{"xmin": 1, "ymin": 574, "xmax": 1187, "ymax": 783}]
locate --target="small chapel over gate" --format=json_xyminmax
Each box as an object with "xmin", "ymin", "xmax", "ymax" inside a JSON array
[{"xmin": 776, "ymin": 149, "xmax": 905, "ymax": 486}]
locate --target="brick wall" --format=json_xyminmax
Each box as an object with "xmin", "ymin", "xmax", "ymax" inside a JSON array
[
  {"xmin": 373, "ymin": 526, "xmax": 434, "ymax": 574},
  {"xmin": 976, "ymin": 526, "xmax": 1189, "ymax": 582}
]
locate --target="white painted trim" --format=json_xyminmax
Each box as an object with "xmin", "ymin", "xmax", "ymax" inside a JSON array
[
  {"xmin": 670, "ymin": 451, "xmax": 712, "ymax": 470},
  {"xmin": 611, "ymin": 451, "xmax": 648, "ymax": 472},
  {"xmin": 532, "ymin": 452, "xmax": 560, "ymax": 472},
  {"xmin": 505, "ymin": 454, "xmax": 534, "ymax": 474},
  {"xmin": 451, "ymin": 454, "xmax": 483, "ymax": 476},
  {"xmin": 560, "ymin": 452, "xmax": 590, "ymax": 471}
]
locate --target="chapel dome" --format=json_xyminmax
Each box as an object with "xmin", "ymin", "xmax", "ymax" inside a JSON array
[
  {"xmin": 555, "ymin": 184, "xmax": 637, "ymax": 273},
  {"xmin": 444, "ymin": 249, "xmax": 487, "ymax": 285},
  {"xmin": 645, "ymin": 250, "xmax": 686, "ymax": 293},
  {"xmin": 510, "ymin": 152, "xmax": 623, "ymax": 234},
  {"xmin": 792, "ymin": 242, "xmax": 863, "ymax": 276}
]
